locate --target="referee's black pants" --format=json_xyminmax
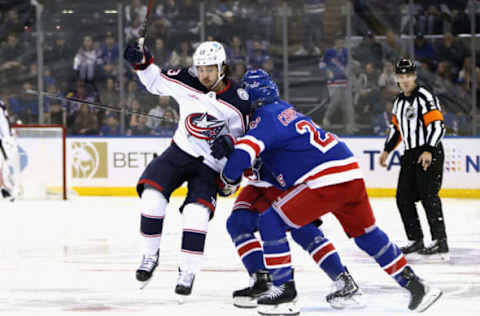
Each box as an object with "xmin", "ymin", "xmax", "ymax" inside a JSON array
[{"xmin": 395, "ymin": 143, "xmax": 447, "ymax": 242}]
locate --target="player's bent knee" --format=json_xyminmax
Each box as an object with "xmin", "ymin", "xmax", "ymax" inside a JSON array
[
  {"xmin": 140, "ymin": 187, "xmax": 167, "ymax": 218},
  {"xmin": 290, "ymin": 223, "xmax": 324, "ymax": 246},
  {"xmin": 226, "ymin": 210, "xmax": 259, "ymax": 237},
  {"xmin": 354, "ymin": 226, "xmax": 389, "ymax": 256},
  {"xmin": 182, "ymin": 203, "xmax": 210, "ymax": 232}
]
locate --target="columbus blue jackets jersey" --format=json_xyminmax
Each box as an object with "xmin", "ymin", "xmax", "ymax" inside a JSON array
[
  {"xmin": 223, "ymin": 100, "xmax": 363, "ymax": 189},
  {"xmin": 136, "ymin": 64, "xmax": 251, "ymax": 172}
]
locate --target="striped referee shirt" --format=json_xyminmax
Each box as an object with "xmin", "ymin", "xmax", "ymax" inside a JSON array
[{"xmin": 384, "ymin": 85, "xmax": 445, "ymax": 153}]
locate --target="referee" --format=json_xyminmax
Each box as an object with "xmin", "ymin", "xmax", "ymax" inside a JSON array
[{"xmin": 378, "ymin": 57, "xmax": 448, "ymax": 259}]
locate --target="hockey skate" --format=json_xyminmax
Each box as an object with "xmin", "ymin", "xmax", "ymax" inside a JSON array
[
  {"xmin": 400, "ymin": 240, "xmax": 425, "ymax": 258},
  {"xmin": 326, "ymin": 270, "xmax": 363, "ymax": 309},
  {"xmin": 136, "ymin": 250, "xmax": 159, "ymax": 289},
  {"xmin": 175, "ymin": 268, "xmax": 195, "ymax": 298},
  {"xmin": 418, "ymin": 239, "xmax": 450, "ymax": 261},
  {"xmin": 402, "ymin": 266, "xmax": 442, "ymax": 312},
  {"xmin": 233, "ymin": 270, "xmax": 271, "ymax": 308},
  {"xmin": 257, "ymin": 280, "xmax": 299, "ymax": 315}
]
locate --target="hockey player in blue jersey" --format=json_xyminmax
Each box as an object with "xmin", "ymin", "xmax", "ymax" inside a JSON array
[
  {"xmin": 224, "ymin": 164, "xmax": 361, "ymax": 309},
  {"xmin": 212, "ymin": 69, "xmax": 442, "ymax": 315}
]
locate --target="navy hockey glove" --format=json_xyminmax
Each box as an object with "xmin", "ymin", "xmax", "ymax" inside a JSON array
[
  {"xmin": 217, "ymin": 170, "xmax": 241, "ymax": 197},
  {"xmin": 210, "ymin": 134, "xmax": 235, "ymax": 160},
  {"xmin": 124, "ymin": 39, "xmax": 153, "ymax": 70}
]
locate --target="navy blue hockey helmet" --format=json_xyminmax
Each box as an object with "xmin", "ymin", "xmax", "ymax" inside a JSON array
[{"xmin": 242, "ymin": 69, "xmax": 279, "ymax": 106}]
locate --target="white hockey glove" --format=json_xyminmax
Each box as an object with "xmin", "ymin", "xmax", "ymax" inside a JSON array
[{"xmin": 218, "ymin": 170, "xmax": 241, "ymax": 197}]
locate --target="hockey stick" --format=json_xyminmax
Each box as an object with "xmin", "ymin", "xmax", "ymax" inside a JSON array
[
  {"xmin": 24, "ymin": 89, "xmax": 173, "ymax": 122},
  {"xmin": 138, "ymin": 0, "xmax": 154, "ymax": 46}
]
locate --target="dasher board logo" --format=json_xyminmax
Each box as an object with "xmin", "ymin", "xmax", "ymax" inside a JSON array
[{"xmin": 71, "ymin": 142, "xmax": 108, "ymax": 178}]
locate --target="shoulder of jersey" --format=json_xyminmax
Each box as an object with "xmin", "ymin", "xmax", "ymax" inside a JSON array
[
  {"xmin": 0, "ymin": 99, "xmax": 5, "ymax": 110},
  {"xmin": 218, "ymin": 81, "xmax": 251, "ymax": 116},
  {"xmin": 160, "ymin": 67, "xmax": 208, "ymax": 93}
]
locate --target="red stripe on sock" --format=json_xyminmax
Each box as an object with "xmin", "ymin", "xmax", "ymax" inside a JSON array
[
  {"xmin": 385, "ymin": 256, "xmax": 407, "ymax": 275},
  {"xmin": 265, "ymin": 254, "xmax": 291, "ymax": 266},
  {"xmin": 312, "ymin": 243, "xmax": 335, "ymax": 264},
  {"xmin": 238, "ymin": 241, "xmax": 262, "ymax": 258}
]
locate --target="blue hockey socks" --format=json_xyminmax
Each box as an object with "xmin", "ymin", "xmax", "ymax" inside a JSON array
[
  {"xmin": 227, "ymin": 209, "xmax": 265, "ymax": 275},
  {"xmin": 354, "ymin": 227, "xmax": 411, "ymax": 286},
  {"xmin": 291, "ymin": 223, "xmax": 346, "ymax": 281},
  {"xmin": 258, "ymin": 207, "xmax": 292, "ymax": 286}
]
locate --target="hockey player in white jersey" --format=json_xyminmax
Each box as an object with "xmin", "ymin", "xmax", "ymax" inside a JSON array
[
  {"xmin": 124, "ymin": 39, "xmax": 251, "ymax": 295},
  {"xmin": 0, "ymin": 98, "xmax": 16, "ymax": 201}
]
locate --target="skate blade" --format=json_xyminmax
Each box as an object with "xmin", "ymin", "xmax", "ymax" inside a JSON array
[
  {"xmin": 328, "ymin": 292, "xmax": 365, "ymax": 310},
  {"xmin": 233, "ymin": 296, "xmax": 257, "ymax": 308},
  {"xmin": 176, "ymin": 294, "xmax": 190, "ymax": 304},
  {"xmin": 257, "ymin": 300, "xmax": 300, "ymax": 315},
  {"xmin": 138, "ymin": 279, "xmax": 152, "ymax": 290},
  {"xmin": 416, "ymin": 287, "xmax": 442, "ymax": 313}
]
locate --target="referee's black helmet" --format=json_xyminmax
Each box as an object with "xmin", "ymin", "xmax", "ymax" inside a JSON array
[{"xmin": 395, "ymin": 57, "xmax": 416, "ymax": 74}]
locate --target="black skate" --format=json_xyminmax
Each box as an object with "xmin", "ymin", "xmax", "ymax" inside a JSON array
[
  {"xmin": 419, "ymin": 239, "xmax": 449, "ymax": 260},
  {"xmin": 401, "ymin": 240, "xmax": 424, "ymax": 254},
  {"xmin": 175, "ymin": 268, "xmax": 195, "ymax": 296},
  {"xmin": 136, "ymin": 250, "xmax": 159, "ymax": 289},
  {"xmin": 326, "ymin": 269, "xmax": 363, "ymax": 309},
  {"xmin": 257, "ymin": 280, "xmax": 299, "ymax": 315},
  {"xmin": 402, "ymin": 266, "xmax": 442, "ymax": 312},
  {"xmin": 233, "ymin": 270, "xmax": 272, "ymax": 308}
]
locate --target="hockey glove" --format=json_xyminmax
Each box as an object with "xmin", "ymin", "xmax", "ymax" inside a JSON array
[
  {"xmin": 217, "ymin": 170, "xmax": 241, "ymax": 197},
  {"xmin": 124, "ymin": 39, "xmax": 153, "ymax": 70},
  {"xmin": 210, "ymin": 134, "xmax": 235, "ymax": 160}
]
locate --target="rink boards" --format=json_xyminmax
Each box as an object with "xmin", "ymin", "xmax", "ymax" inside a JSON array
[{"xmin": 47, "ymin": 136, "xmax": 480, "ymax": 198}]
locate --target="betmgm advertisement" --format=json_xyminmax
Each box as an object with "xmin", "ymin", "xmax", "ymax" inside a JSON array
[{"xmin": 66, "ymin": 137, "xmax": 480, "ymax": 198}]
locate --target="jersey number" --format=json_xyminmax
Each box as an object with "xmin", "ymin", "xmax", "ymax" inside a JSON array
[{"xmin": 295, "ymin": 120, "xmax": 338, "ymax": 153}]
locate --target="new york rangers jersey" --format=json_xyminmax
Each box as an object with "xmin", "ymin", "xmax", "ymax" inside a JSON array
[
  {"xmin": 136, "ymin": 64, "xmax": 251, "ymax": 172},
  {"xmin": 223, "ymin": 100, "xmax": 363, "ymax": 189}
]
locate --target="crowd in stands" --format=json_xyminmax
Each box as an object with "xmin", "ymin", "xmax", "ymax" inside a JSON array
[{"xmin": 0, "ymin": 0, "xmax": 477, "ymax": 136}]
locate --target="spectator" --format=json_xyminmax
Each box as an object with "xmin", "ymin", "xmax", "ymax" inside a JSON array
[
  {"xmin": 73, "ymin": 35, "xmax": 102, "ymax": 82},
  {"xmin": 261, "ymin": 57, "xmax": 279, "ymax": 82},
  {"xmin": 247, "ymin": 38, "xmax": 270, "ymax": 69},
  {"xmin": 45, "ymin": 35, "xmax": 74, "ymax": 88},
  {"xmin": 125, "ymin": 0, "xmax": 147, "ymax": 24},
  {"xmin": 125, "ymin": 14, "xmax": 143, "ymax": 41},
  {"xmin": 414, "ymin": 33, "xmax": 437, "ymax": 62},
  {"xmin": 98, "ymin": 32, "xmax": 119, "ymax": 79},
  {"xmin": 230, "ymin": 62, "xmax": 247, "ymax": 84},
  {"xmin": 352, "ymin": 31, "xmax": 383, "ymax": 69},
  {"xmin": 65, "ymin": 80, "xmax": 97, "ymax": 123},
  {"xmin": 355, "ymin": 62, "xmax": 380, "ymax": 128},
  {"xmin": 46, "ymin": 100, "xmax": 64, "ymax": 125},
  {"xmin": 302, "ymin": 0, "xmax": 325, "ymax": 53},
  {"xmin": 0, "ymin": 33, "xmax": 25, "ymax": 86},
  {"xmin": 151, "ymin": 38, "xmax": 171, "ymax": 68},
  {"xmin": 322, "ymin": 38, "xmax": 355, "ymax": 134},
  {"xmin": 169, "ymin": 40, "xmax": 194, "ymax": 67},
  {"xmin": 382, "ymin": 30, "xmax": 406, "ymax": 62},
  {"xmin": 451, "ymin": 9, "xmax": 470, "ymax": 35},
  {"xmin": 373, "ymin": 100, "xmax": 394, "ymax": 136},
  {"xmin": 152, "ymin": 107, "xmax": 177, "ymax": 136},
  {"xmin": 72, "ymin": 103, "xmax": 99, "ymax": 135},
  {"xmin": 227, "ymin": 35, "xmax": 247, "ymax": 64},
  {"xmin": 417, "ymin": 5, "xmax": 444, "ymax": 35},
  {"xmin": 126, "ymin": 80, "xmax": 139, "ymax": 109},
  {"xmin": 434, "ymin": 32, "xmax": 467, "ymax": 73},
  {"xmin": 146, "ymin": 96, "xmax": 169, "ymax": 130},
  {"xmin": 128, "ymin": 114, "xmax": 152, "ymax": 136},
  {"xmin": 378, "ymin": 60, "xmax": 400, "ymax": 100},
  {"xmin": 127, "ymin": 99, "xmax": 142, "ymax": 130},
  {"xmin": 2, "ymin": 9, "xmax": 24, "ymax": 36},
  {"xmin": 99, "ymin": 113, "xmax": 122, "ymax": 136},
  {"xmin": 99, "ymin": 77, "xmax": 119, "ymax": 108}
]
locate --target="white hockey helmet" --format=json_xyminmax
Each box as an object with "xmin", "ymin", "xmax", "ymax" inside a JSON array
[{"xmin": 192, "ymin": 41, "xmax": 227, "ymax": 88}]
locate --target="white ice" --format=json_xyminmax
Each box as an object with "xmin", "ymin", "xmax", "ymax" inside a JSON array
[{"xmin": 1, "ymin": 197, "xmax": 479, "ymax": 316}]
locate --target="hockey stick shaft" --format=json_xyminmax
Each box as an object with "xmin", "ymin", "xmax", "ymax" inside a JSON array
[
  {"xmin": 24, "ymin": 89, "xmax": 171, "ymax": 122},
  {"xmin": 139, "ymin": 0, "xmax": 154, "ymax": 45}
]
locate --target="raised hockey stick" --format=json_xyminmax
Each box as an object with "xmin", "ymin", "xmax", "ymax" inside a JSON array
[
  {"xmin": 138, "ymin": 0, "xmax": 154, "ymax": 46},
  {"xmin": 24, "ymin": 89, "xmax": 172, "ymax": 122}
]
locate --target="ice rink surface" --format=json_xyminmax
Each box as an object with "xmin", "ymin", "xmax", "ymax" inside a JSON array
[{"xmin": 1, "ymin": 196, "xmax": 479, "ymax": 316}]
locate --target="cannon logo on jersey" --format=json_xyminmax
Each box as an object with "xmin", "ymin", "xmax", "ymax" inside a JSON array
[
  {"xmin": 185, "ymin": 112, "xmax": 226, "ymax": 142},
  {"xmin": 71, "ymin": 141, "xmax": 108, "ymax": 179}
]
